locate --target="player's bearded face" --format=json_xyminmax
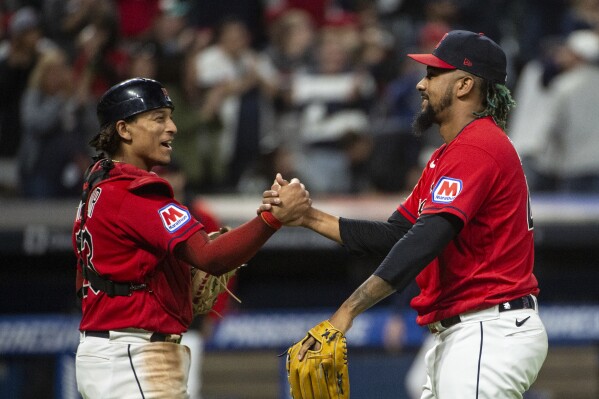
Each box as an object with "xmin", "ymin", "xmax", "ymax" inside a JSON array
[{"xmin": 412, "ymin": 83, "xmax": 453, "ymax": 136}]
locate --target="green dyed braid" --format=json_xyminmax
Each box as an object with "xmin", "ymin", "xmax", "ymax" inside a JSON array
[{"xmin": 473, "ymin": 82, "xmax": 516, "ymax": 131}]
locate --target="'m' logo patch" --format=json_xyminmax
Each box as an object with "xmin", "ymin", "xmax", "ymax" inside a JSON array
[
  {"xmin": 432, "ymin": 177, "xmax": 462, "ymax": 203},
  {"xmin": 159, "ymin": 204, "xmax": 190, "ymax": 232}
]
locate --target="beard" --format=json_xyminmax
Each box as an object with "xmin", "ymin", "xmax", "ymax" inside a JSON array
[
  {"xmin": 412, "ymin": 86, "xmax": 454, "ymax": 137},
  {"xmin": 412, "ymin": 102, "xmax": 436, "ymax": 137}
]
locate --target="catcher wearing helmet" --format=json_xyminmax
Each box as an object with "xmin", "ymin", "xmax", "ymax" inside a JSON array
[{"xmin": 73, "ymin": 78, "xmax": 311, "ymax": 398}]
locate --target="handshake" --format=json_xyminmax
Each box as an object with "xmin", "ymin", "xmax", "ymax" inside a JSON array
[
  {"xmin": 258, "ymin": 173, "xmax": 313, "ymax": 227},
  {"xmin": 259, "ymin": 173, "xmax": 351, "ymax": 399}
]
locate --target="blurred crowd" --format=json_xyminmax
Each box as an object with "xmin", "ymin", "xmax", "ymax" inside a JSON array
[{"xmin": 1, "ymin": 0, "xmax": 599, "ymax": 199}]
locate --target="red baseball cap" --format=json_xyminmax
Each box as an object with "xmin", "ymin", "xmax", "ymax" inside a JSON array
[{"xmin": 408, "ymin": 30, "xmax": 507, "ymax": 83}]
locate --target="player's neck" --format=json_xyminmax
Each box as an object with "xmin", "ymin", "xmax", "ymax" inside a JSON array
[{"xmin": 439, "ymin": 112, "xmax": 478, "ymax": 144}]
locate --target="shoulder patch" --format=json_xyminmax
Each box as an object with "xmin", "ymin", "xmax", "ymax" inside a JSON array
[
  {"xmin": 432, "ymin": 177, "xmax": 463, "ymax": 203},
  {"xmin": 159, "ymin": 203, "xmax": 191, "ymax": 233}
]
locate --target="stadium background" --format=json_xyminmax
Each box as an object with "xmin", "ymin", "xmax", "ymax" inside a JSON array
[{"xmin": 1, "ymin": 0, "xmax": 599, "ymax": 398}]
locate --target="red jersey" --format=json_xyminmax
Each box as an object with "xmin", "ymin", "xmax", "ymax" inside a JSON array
[
  {"xmin": 72, "ymin": 162, "xmax": 203, "ymax": 334},
  {"xmin": 398, "ymin": 117, "xmax": 539, "ymax": 325}
]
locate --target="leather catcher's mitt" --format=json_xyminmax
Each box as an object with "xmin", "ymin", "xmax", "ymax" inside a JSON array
[
  {"xmin": 191, "ymin": 227, "xmax": 241, "ymax": 317},
  {"xmin": 286, "ymin": 320, "xmax": 349, "ymax": 399},
  {"xmin": 190, "ymin": 267, "xmax": 238, "ymax": 317}
]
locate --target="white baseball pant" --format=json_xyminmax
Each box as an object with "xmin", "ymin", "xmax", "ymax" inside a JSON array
[
  {"xmin": 421, "ymin": 297, "xmax": 548, "ymax": 398},
  {"xmin": 76, "ymin": 330, "xmax": 191, "ymax": 399}
]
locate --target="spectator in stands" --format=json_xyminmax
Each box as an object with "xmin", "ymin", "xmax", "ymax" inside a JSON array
[
  {"xmin": 511, "ymin": 29, "xmax": 599, "ymax": 193},
  {"xmin": 561, "ymin": 0, "xmax": 599, "ymax": 34},
  {"xmin": 188, "ymin": 0, "xmax": 268, "ymax": 50},
  {"xmin": 368, "ymin": 22, "xmax": 447, "ymax": 193},
  {"xmin": 41, "ymin": 0, "xmax": 105, "ymax": 58},
  {"xmin": 260, "ymin": 7, "xmax": 318, "ymax": 182},
  {"xmin": 508, "ymin": 37, "xmax": 563, "ymax": 192},
  {"xmin": 356, "ymin": 23, "xmax": 397, "ymax": 91},
  {"xmin": 17, "ymin": 49, "xmax": 95, "ymax": 198},
  {"xmin": 192, "ymin": 17, "xmax": 280, "ymax": 191},
  {"xmin": 2, "ymin": 1, "xmax": 598, "ymax": 199},
  {"xmin": 0, "ymin": 7, "xmax": 54, "ymax": 191},
  {"xmin": 144, "ymin": 1, "xmax": 197, "ymax": 86},
  {"xmin": 40, "ymin": 0, "xmax": 81, "ymax": 56},
  {"xmin": 114, "ymin": 0, "xmax": 161, "ymax": 42},
  {"xmin": 352, "ymin": 0, "xmax": 403, "ymax": 91},
  {"xmin": 290, "ymin": 24, "xmax": 377, "ymax": 194},
  {"xmin": 71, "ymin": 5, "xmax": 128, "ymax": 101},
  {"xmin": 265, "ymin": 7, "xmax": 316, "ymax": 74}
]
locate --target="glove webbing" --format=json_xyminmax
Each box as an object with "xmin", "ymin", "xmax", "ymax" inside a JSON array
[
  {"xmin": 209, "ymin": 273, "xmax": 241, "ymax": 318},
  {"xmin": 192, "ymin": 268, "xmax": 241, "ymax": 317}
]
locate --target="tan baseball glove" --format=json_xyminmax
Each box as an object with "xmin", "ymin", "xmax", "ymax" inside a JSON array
[
  {"xmin": 286, "ymin": 320, "xmax": 350, "ymax": 399},
  {"xmin": 190, "ymin": 227, "xmax": 241, "ymax": 317}
]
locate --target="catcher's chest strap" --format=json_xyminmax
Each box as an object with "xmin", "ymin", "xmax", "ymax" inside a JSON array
[
  {"xmin": 81, "ymin": 265, "xmax": 147, "ymax": 298},
  {"xmin": 77, "ymin": 158, "xmax": 147, "ymax": 299}
]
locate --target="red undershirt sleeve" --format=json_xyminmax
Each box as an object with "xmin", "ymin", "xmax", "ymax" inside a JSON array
[{"xmin": 175, "ymin": 215, "xmax": 278, "ymax": 275}]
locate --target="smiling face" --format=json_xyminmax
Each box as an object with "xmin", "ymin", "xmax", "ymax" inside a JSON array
[
  {"xmin": 114, "ymin": 107, "xmax": 177, "ymax": 171},
  {"xmin": 412, "ymin": 66, "xmax": 456, "ymax": 135}
]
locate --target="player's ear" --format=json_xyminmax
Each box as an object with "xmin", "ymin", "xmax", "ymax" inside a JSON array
[
  {"xmin": 115, "ymin": 120, "xmax": 131, "ymax": 141},
  {"xmin": 455, "ymin": 74, "xmax": 475, "ymax": 98}
]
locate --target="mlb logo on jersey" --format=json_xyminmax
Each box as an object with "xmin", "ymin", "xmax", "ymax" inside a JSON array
[
  {"xmin": 159, "ymin": 204, "xmax": 191, "ymax": 232},
  {"xmin": 432, "ymin": 177, "xmax": 463, "ymax": 203}
]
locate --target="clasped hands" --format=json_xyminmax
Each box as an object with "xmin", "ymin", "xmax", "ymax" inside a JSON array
[{"xmin": 259, "ymin": 173, "xmax": 311, "ymax": 226}]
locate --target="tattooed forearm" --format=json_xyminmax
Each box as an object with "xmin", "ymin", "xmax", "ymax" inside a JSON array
[
  {"xmin": 329, "ymin": 275, "xmax": 396, "ymax": 333},
  {"xmin": 344, "ymin": 275, "xmax": 396, "ymax": 318}
]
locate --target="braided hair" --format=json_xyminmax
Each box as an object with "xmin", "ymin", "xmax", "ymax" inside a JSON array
[
  {"xmin": 473, "ymin": 80, "xmax": 516, "ymax": 131},
  {"xmin": 89, "ymin": 125, "xmax": 119, "ymax": 158},
  {"xmin": 88, "ymin": 115, "xmax": 135, "ymax": 158}
]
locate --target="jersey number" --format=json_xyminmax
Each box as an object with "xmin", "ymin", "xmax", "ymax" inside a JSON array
[{"xmin": 77, "ymin": 227, "xmax": 97, "ymax": 273}]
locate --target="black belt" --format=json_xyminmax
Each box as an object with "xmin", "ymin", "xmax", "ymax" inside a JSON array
[
  {"xmin": 431, "ymin": 295, "xmax": 536, "ymax": 332},
  {"xmin": 84, "ymin": 330, "xmax": 182, "ymax": 344}
]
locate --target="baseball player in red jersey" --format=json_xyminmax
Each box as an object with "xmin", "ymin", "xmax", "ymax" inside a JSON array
[
  {"xmin": 263, "ymin": 31, "xmax": 548, "ymax": 398},
  {"xmin": 72, "ymin": 77, "xmax": 310, "ymax": 399}
]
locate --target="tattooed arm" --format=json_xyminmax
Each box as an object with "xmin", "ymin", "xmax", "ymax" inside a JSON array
[
  {"xmin": 329, "ymin": 275, "xmax": 396, "ymax": 333},
  {"xmin": 296, "ymin": 275, "xmax": 395, "ymax": 360}
]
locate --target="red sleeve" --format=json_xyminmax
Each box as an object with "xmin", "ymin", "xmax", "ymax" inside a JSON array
[
  {"xmin": 117, "ymin": 190, "xmax": 202, "ymax": 254},
  {"xmin": 176, "ymin": 216, "xmax": 277, "ymax": 275},
  {"xmin": 421, "ymin": 145, "xmax": 498, "ymax": 224}
]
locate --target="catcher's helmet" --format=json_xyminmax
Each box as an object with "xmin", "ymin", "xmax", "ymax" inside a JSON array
[{"xmin": 96, "ymin": 77, "xmax": 174, "ymax": 127}]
